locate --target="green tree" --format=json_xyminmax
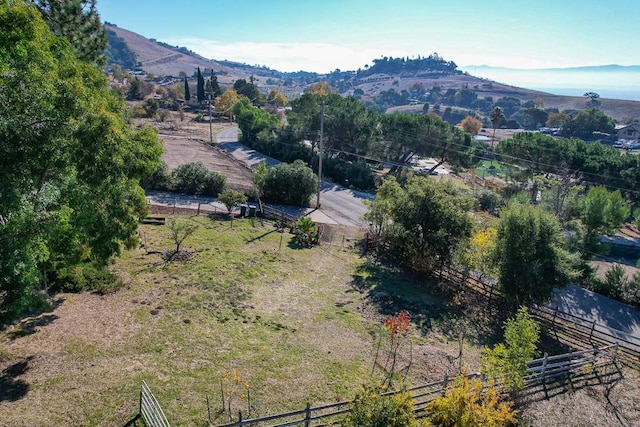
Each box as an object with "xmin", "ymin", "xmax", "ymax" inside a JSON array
[
  {"xmin": 560, "ymin": 108, "xmax": 615, "ymax": 139},
  {"xmin": 252, "ymin": 161, "xmax": 268, "ymax": 198},
  {"xmin": 210, "ymin": 70, "xmax": 222, "ymax": 98},
  {"xmin": 196, "ymin": 66, "xmax": 205, "ymax": 102},
  {"xmin": 233, "ymin": 97, "xmax": 280, "ymax": 145},
  {"xmin": 481, "ymin": 307, "xmax": 540, "ymax": 395},
  {"xmin": 30, "ymin": 0, "xmax": 107, "ymax": 66},
  {"xmin": 0, "ymin": 2, "xmax": 162, "ymax": 319},
  {"xmin": 580, "ymin": 186, "xmax": 631, "ymax": 254},
  {"xmin": 367, "ymin": 176, "xmax": 473, "ymax": 272},
  {"xmin": 218, "ymin": 189, "xmax": 248, "ymax": 227},
  {"xmin": 261, "ymin": 160, "xmax": 318, "ymax": 206},
  {"xmin": 184, "ymin": 76, "xmax": 190, "ymax": 101},
  {"xmin": 489, "ymin": 106, "xmax": 505, "ymax": 151},
  {"xmin": 127, "ymin": 77, "xmax": 144, "ymax": 100},
  {"xmin": 491, "ymin": 202, "xmax": 579, "ymax": 307}
]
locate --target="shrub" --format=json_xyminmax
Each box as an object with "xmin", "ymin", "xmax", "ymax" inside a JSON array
[
  {"xmin": 292, "ymin": 217, "xmax": 319, "ymax": 247},
  {"xmin": 54, "ymin": 263, "xmax": 124, "ymax": 294},
  {"xmin": 344, "ymin": 384, "xmax": 419, "ymax": 427},
  {"xmin": 141, "ymin": 161, "xmax": 173, "ymax": 191},
  {"xmin": 426, "ymin": 371, "xmax": 517, "ymax": 427},
  {"xmin": 171, "ymin": 162, "xmax": 226, "ymax": 196},
  {"xmin": 481, "ymin": 307, "xmax": 539, "ymax": 395}
]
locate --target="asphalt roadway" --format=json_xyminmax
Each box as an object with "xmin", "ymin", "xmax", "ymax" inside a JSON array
[{"xmin": 216, "ymin": 126, "xmax": 373, "ymax": 228}]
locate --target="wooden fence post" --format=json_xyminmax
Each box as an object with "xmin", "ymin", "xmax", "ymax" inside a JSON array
[
  {"xmin": 589, "ymin": 319, "xmax": 597, "ymax": 343},
  {"xmin": 540, "ymin": 352, "xmax": 548, "ymax": 383},
  {"xmin": 197, "ymin": 203, "xmax": 200, "ymax": 216},
  {"xmin": 304, "ymin": 402, "xmax": 311, "ymax": 427},
  {"xmin": 441, "ymin": 375, "xmax": 449, "ymax": 396},
  {"xmin": 172, "ymin": 201, "xmax": 176, "ymax": 214}
]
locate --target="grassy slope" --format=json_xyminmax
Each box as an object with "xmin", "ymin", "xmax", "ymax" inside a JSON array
[{"xmin": 0, "ymin": 216, "xmax": 476, "ymax": 426}]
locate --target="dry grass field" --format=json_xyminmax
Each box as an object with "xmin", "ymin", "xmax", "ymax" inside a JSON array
[{"xmin": 1, "ymin": 216, "xmax": 639, "ymax": 426}]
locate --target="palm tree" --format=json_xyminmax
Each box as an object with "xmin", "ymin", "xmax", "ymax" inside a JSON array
[{"xmin": 489, "ymin": 107, "xmax": 505, "ymax": 151}]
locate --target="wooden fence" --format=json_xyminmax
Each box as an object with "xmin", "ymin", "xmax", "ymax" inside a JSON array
[
  {"xmin": 432, "ymin": 265, "xmax": 640, "ymax": 368},
  {"xmin": 209, "ymin": 345, "xmax": 617, "ymax": 427},
  {"xmin": 124, "ymin": 381, "xmax": 171, "ymax": 427}
]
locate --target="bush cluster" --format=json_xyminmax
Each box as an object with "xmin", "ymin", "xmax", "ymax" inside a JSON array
[{"xmin": 142, "ymin": 161, "xmax": 226, "ymax": 197}]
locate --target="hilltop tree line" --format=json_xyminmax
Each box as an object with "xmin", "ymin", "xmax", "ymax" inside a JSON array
[{"xmin": 357, "ymin": 53, "xmax": 460, "ymax": 78}]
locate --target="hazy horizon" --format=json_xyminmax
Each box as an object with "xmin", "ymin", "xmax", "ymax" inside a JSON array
[{"xmin": 458, "ymin": 66, "xmax": 640, "ymax": 101}]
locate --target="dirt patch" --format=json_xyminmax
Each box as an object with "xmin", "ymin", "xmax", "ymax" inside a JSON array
[{"xmin": 133, "ymin": 110, "xmax": 255, "ymax": 191}]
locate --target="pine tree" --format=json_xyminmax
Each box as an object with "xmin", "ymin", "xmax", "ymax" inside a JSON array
[
  {"xmin": 30, "ymin": 0, "xmax": 108, "ymax": 66},
  {"xmin": 210, "ymin": 70, "xmax": 222, "ymax": 98},
  {"xmin": 184, "ymin": 76, "xmax": 190, "ymax": 101},
  {"xmin": 197, "ymin": 66, "xmax": 205, "ymax": 102}
]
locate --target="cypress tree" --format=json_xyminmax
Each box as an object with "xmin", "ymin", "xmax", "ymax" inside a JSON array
[
  {"xmin": 184, "ymin": 76, "xmax": 190, "ymax": 101},
  {"xmin": 197, "ymin": 66, "xmax": 205, "ymax": 102}
]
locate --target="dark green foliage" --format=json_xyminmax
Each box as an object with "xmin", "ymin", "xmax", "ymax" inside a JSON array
[
  {"xmin": 105, "ymin": 26, "xmax": 137, "ymax": 69},
  {"xmin": 292, "ymin": 217, "xmax": 319, "ymax": 247},
  {"xmin": 184, "ymin": 76, "xmax": 190, "ymax": 101},
  {"xmin": 54, "ymin": 263, "xmax": 124, "ymax": 294},
  {"xmin": 171, "ymin": 162, "xmax": 226, "ymax": 197},
  {"xmin": 322, "ymin": 158, "xmax": 375, "ymax": 191},
  {"xmin": 233, "ymin": 78, "xmax": 265, "ymax": 106},
  {"xmin": 491, "ymin": 202, "xmax": 579, "ymax": 307},
  {"xmin": 141, "ymin": 161, "xmax": 173, "ymax": 191},
  {"xmin": 0, "ymin": 3, "xmax": 162, "ymax": 320},
  {"xmin": 207, "ymin": 70, "xmax": 222, "ymax": 98},
  {"xmin": 357, "ymin": 53, "xmax": 459, "ymax": 78},
  {"xmin": 367, "ymin": 177, "xmax": 473, "ymax": 273},
  {"xmin": 127, "ymin": 77, "xmax": 144, "ymax": 100},
  {"xmin": 31, "ymin": 0, "xmax": 107, "ymax": 66},
  {"xmin": 476, "ymin": 190, "xmax": 503, "ymax": 214},
  {"xmin": 497, "ymin": 132, "xmax": 640, "ymax": 204},
  {"xmin": 262, "ymin": 160, "xmax": 318, "ymax": 206},
  {"xmin": 196, "ymin": 66, "xmax": 205, "ymax": 102},
  {"xmin": 560, "ymin": 108, "xmax": 615, "ymax": 139}
]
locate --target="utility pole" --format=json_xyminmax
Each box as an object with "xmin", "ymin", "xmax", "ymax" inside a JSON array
[
  {"xmin": 207, "ymin": 93, "xmax": 213, "ymax": 144},
  {"xmin": 316, "ymin": 102, "xmax": 325, "ymax": 208}
]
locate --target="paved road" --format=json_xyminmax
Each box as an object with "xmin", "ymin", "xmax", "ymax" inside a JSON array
[{"xmin": 216, "ymin": 126, "xmax": 373, "ymax": 228}]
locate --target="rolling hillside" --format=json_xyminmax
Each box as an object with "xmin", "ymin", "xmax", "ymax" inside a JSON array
[{"xmin": 106, "ymin": 24, "xmax": 640, "ymax": 122}]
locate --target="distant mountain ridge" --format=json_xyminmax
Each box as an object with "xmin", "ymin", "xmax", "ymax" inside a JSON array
[{"xmin": 463, "ymin": 64, "xmax": 640, "ymax": 72}]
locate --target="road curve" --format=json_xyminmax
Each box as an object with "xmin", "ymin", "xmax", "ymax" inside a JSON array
[{"xmin": 216, "ymin": 126, "xmax": 372, "ymax": 227}]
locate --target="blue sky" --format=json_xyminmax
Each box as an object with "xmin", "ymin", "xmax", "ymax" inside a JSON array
[{"xmin": 100, "ymin": 0, "xmax": 639, "ymax": 74}]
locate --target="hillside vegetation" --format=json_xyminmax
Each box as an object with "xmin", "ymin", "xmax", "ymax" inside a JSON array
[{"xmin": 105, "ymin": 23, "xmax": 640, "ymax": 122}]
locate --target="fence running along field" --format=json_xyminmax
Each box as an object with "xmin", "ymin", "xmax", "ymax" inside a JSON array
[
  {"xmin": 432, "ymin": 265, "xmax": 640, "ymax": 368},
  {"xmin": 208, "ymin": 345, "xmax": 619, "ymax": 427}
]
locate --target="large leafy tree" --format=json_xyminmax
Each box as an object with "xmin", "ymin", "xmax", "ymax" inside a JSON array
[
  {"xmin": 491, "ymin": 202, "xmax": 579, "ymax": 307},
  {"xmin": 0, "ymin": 2, "xmax": 162, "ymax": 319},
  {"xmin": 367, "ymin": 176, "xmax": 473, "ymax": 272},
  {"xmin": 30, "ymin": 0, "xmax": 107, "ymax": 66},
  {"xmin": 261, "ymin": 160, "xmax": 318, "ymax": 206},
  {"xmin": 560, "ymin": 108, "xmax": 615, "ymax": 139}
]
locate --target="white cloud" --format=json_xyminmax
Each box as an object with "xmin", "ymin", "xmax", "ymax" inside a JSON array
[{"xmin": 164, "ymin": 37, "xmax": 388, "ymax": 73}]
